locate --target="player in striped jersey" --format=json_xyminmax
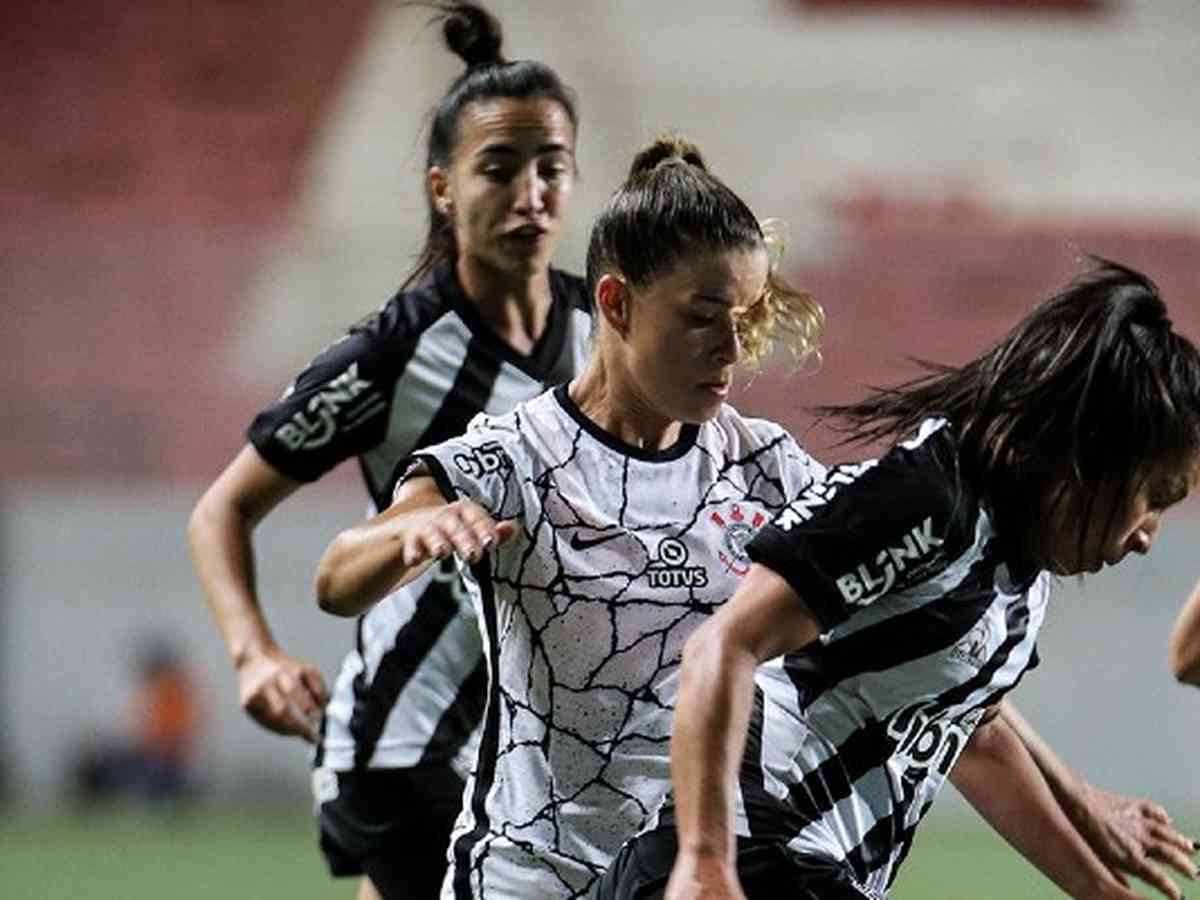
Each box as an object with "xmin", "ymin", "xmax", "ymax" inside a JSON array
[
  {"xmin": 315, "ymin": 137, "xmax": 826, "ymax": 899},
  {"xmin": 600, "ymin": 260, "xmax": 1200, "ymax": 900},
  {"xmin": 187, "ymin": 6, "xmax": 589, "ymax": 898}
]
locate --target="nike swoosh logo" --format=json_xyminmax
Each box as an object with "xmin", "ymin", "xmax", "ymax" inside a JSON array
[{"xmin": 569, "ymin": 530, "xmax": 621, "ymax": 551}]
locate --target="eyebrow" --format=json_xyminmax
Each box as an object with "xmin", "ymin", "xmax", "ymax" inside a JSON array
[{"xmin": 477, "ymin": 142, "xmax": 572, "ymax": 158}]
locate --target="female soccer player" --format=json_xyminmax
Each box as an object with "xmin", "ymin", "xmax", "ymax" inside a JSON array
[
  {"xmin": 186, "ymin": 5, "xmax": 589, "ymax": 898},
  {"xmin": 315, "ymin": 137, "xmax": 827, "ymax": 899},
  {"xmin": 599, "ymin": 260, "xmax": 1200, "ymax": 900}
]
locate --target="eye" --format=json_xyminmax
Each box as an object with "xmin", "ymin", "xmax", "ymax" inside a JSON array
[{"xmin": 481, "ymin": 164, "xmax": 515, "ymax": 182}]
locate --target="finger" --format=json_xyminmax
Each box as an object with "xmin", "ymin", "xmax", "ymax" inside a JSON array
[
  {"xmin": 300, "ymin": 667, "xmax": 330, "ymax": 705},
  {"xmin": 1142, "ymin": 802, "xmax": 1174, "ymax": 826},
  {"xmin": 1147, "ymin": 840, "xmax": 1199, "ymax": 880},
  {"xmin": 1110, "ymin": 869, "xmax": 1130, "ymax": 887},
  {"xmin": 439, "ymin": 512, "xmax": 492, "ymax": 563},
  {"xmin": 1150, "ymin": 823, "xmax": 1200, "ymax": 856},
  {"xmin": 1127, "ymin": 858, "xmax": 1183, "ymax": 900},
  {"xmin": 284, "ymin": 696, "xmax": 320, "ymax": 743},
  {"xmin": 249, "ymin": 685, "xmax": 294, "ymax": 736},
  {"xmin": 492, "ymin": 519, "xmax": 519, "ymax": 545},
  {"xmin": 449, "ymin": 527, "xmax": 485, "ymax": 563},
  {"xmin": 412, "ymin": 530, "xmax": 451, "ymax": 565}
]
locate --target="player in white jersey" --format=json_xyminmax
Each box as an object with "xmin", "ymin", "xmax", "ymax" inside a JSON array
[
  {"xmin": 602, "ymin": 260, "xmax": 1200, "ymax": 900},
  {"xmin": 314, "ymin": 137, "xmax": 826, "ymax": 899},
  {"xmin": 187, "ymin": 6, "xmax": 588, "ymax": 898}
]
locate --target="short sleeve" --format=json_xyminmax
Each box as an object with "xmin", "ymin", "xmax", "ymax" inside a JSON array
[
  {"xmin": 404, "ymin": 413, "xmax": 526, "ymax": 523},
  {"xmin": 246, "ymin": 296, "xmax": 431, "ymax": 482},
  {"xmin": 747, "ymin": 423, "xmax": 972, "ymax": 631}
]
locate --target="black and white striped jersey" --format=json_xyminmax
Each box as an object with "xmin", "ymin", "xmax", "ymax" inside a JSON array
[
  {"xmin": 724, "ymin": 418, "xmax": 1049, "ymax": 897},
  {"xmin": 408, "ymin": 386, "xmax": 826, "ymax": 900},
  {"xmin": 247, "ymin": 263, "xmax": 592, "ymax": 772}
]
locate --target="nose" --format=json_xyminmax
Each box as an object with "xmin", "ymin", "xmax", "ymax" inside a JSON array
[
  {"xmin": 1128, "ymin": 512, "xmax": 1161, "ymax": 557},
  {"xmin": 513, "ymin": 164, "xmax": 545, "ymax": 214},
  {"xmin": 714, "ymin": 316, "xmax": 740, "ymax": 366}
]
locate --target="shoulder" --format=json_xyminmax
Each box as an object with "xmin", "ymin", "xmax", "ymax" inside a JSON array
[
  {"xmin": 777, "ymin": 418, "xmax": 969, "ymax": 538},
  {"xmin": 712, "ymin": 406, "xmax": 794, "ymax": 449},
  {"xmin": 707, "ymin": 407, "xmax": 822, "ymax": 470},
  {"xmin": 457, "ymin": 392, "xmax": 556, "ymax": 454},
  {"xmin": 353, "ymin": 272, "xmax": 455, "ymax": 346}
]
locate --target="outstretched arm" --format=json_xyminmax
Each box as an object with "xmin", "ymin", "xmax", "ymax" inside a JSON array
[
  {"xmin": 999, "ymin": 701, "xmax": 1196, "ymax": 897},
  {"xmin": 1169, "ymin": 580, "xmax": 1200, "ymax": 685},
  {"xmin": 187, "ymin": 444, "xmax": 328, "ymax": 742},
  {"xmin": 665, "ymin": 564, "xmax": 822, "ymax": 900},
  {"xmin": 952, "ymin": 712, "xmax": 1149, "ymax": 900},
  {"xmin": 314, "ymin": 472, "xmax": 516, "ymax": 617}
]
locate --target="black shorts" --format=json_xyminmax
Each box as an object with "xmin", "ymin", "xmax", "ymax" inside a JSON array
[
  {"xmin": 595, "ymin": 827, "xmax": 878, "ymax": 900},
  {"xmin": 315, "ymin": 764, "xmax": 465, "ymax": 900}
]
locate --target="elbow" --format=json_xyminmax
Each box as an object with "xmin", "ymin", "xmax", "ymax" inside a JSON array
[
  {"xmin": 681, "ymin": 617, "xmax": 752, "ymax": 686},
  {"xmin": 1168, "ymin": 633, "xmax": 1200, "ymax": 686},
  {"xmin": 314, "ymin": 536, "xmax": 357, "ymax": 617},
  {"xmin": 186, "ymin": 490, "xmax": 219, "ymax": 555}
]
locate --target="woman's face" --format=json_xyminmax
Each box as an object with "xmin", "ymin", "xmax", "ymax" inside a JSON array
[
  {"xmin": 617, "ymin": 245, "xmax": 768, "ymax": 425},
  {"xmin": 1040, "ymin": 448, "xmax": 1200, "ymax": 575},
  {"xmin": 430, "ymin": 96, "xmax": 576, "ymax": 282}
]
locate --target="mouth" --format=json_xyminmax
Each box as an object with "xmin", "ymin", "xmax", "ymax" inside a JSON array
[
  {"xmin": 700, "ymin": 380, "xmax": 730, "ymax": 399},
  {"xmin": 503, "ymin": 224, "xmax": 548, "ymax": 241}
]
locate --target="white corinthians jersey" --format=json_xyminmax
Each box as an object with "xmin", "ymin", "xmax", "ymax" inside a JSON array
[
  {"xmin": 408, "ymin": 385, "xmax": 825, "ymax": 900},
  {"xmin": 248, "ymin": 263, "xmax": 591, "ymax": 773},
  {"xmin": 732, "ymin": 418, "xmax": 1049, "ymax": 897}
]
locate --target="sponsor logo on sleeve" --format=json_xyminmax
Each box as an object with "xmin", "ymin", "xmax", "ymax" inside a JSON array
[
  {"xmin": 774, "ymin": 460, "xmax": 878, "ymax": 532},
  {"xmin": 451, "ymin": 441, "xmax": 512, "ymax": 480},
  {"xmin": 949, "ymin": 617, "xmax": 993, "ymax": 670},
  {"xmin": 273, "ymin": 362, "xmax": 375, "ymax": 451},
  {"xmin": 834, "ymin": 516, "xmax": 944, "ymax": 606}
]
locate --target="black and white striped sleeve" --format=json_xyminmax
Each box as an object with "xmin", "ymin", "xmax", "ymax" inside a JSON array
[{"xmin": 746, "ymin": 426, "xmax": 972, "ymax": 630}]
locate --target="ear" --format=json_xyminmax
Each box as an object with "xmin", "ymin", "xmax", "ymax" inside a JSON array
[
  {"xmin": 595, "ymin": 273, "xmax": 631, "ymax": 337},
  {"xmin": 428, "ymin": 166, "xmax": 453, "ymax": 217}
]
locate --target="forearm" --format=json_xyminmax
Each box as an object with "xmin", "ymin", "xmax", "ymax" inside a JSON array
[
  {"xmin": 952, "ymin": 716, "xmax": 1123, "ymax": 899},
  {"xmin": 187, "ymin": 494, "xmax": 277, "ymax": 665},
  {"xmin": 1168, "ymin": 581, "xmax": 1200, "ymax": 685},
  {"xmin": 314, "ymin": 511, "xmax": 435, "ymax": 616},
  {"xmin": 999, "ymin": 700, "xmax": 1085, "ymax": 809},
  {"xmin": 672, "ymin": 622, "xmax": 760, "ymax": 864}
]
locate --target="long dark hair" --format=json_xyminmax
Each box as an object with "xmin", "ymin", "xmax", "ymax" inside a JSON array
[
  {"xmin": 822, "ymin": 258, "xmax": 1200, "ymax": 564},
  {"xmin": 585, "ymin": 136, "xmax": 823, "ymax": 365},
  {"xmin": 400, "ymin": 2, "xmax": 578, "ymax": 291}
]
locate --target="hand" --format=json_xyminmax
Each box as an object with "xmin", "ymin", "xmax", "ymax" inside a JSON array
[
  {"xmin": 236, "ymin": 646, "xmax": 329, "ymax": 743},
  {"xmin": 1064, "ymin": 782, "xmax": 1197, "ymax": 900},
  {"xmin": 400, "ymin": 499, "xmax": 517, "ymax": 568},
  {"xmin": 664, "ymin": 851, "xmax": 747, "ymax": 900}
]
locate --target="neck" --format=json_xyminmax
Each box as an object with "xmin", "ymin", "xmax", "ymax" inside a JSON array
[
  {"xmin": 569, "ymin": 357, "xmax": 684, "ymax": 452},
  {"xmin": 456, "ymin": 254, "xmax": 553, "ymax": 355}
]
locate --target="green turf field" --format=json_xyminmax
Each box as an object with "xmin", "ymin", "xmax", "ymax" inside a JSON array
[{"xmin": 0, "ymin": 807, "xmax": 1187, "ymax": 899}]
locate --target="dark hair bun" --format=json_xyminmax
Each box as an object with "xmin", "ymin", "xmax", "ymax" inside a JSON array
[
  {"xmin": 443, "ymin": 3, "xmax": 505, "ymax": 69},
  {"xmin": 628, "ymin": 137, "xmax": 707, "ymax": 178}
]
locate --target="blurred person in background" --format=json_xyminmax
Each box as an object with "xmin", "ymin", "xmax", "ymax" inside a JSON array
[
  {"xmin": 186, "ymin": 4, "xmax": 590, "ymax": 898},
  {"xmin": 598, "ymin": 260, "xmax": 1200, "ymax": 900},
  {"xmin": 72, "ymin": 638, "xmax": 202, "ymax": 810}
]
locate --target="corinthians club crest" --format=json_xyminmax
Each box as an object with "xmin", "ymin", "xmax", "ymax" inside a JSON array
[{"xmin": 710, "ymin": 504, "xmax": 765, "ymax": 576}]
